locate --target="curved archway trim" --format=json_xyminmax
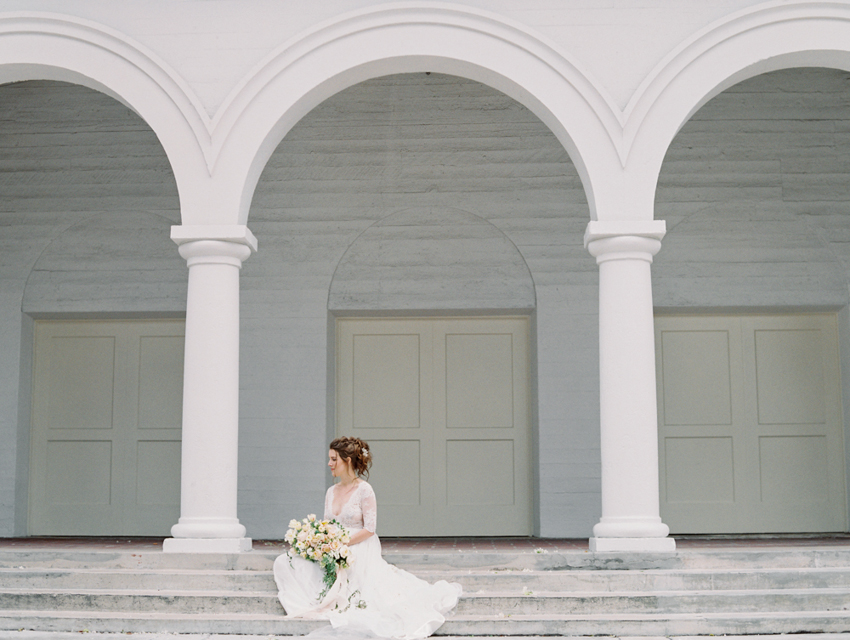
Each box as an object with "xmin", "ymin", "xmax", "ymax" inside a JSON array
[
  {"xmin": 0, "ymin": 11, "xmax": 214, "ymax": 221},
  {"xmin": 212, "ymin": 3, "xmax": 624, "ymax": 224},
  {"xmin": 626, "ymin": 1, "xmax": 850, "ymax": 217}
]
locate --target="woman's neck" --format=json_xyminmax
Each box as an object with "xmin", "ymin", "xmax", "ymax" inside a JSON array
[{"xmin": 338, "ymin": 473, "xmax": 358, "ymax": 487}]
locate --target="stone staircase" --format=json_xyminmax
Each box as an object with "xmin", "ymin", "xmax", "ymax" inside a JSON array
[{"xmin": 0, "ymin": 545, "xmax": 849, "ymax": 636}]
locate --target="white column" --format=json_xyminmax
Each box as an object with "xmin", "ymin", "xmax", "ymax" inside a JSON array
[
  {"xmin": 163, "ymin": 225, "xmax": 258, "ymax": 553},
  {"xmin": 584, "ymin": 220, "xmax": 675, "ymax": 552}
]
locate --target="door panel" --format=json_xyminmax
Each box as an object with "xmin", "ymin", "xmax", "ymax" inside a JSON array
[
  {"xmin": 30, "ymin": 320, "xmax": 183, "ymax": 536},
  {"xmin": 338, "ymin": 321, "xmax": 434, "ymax": 534},
  {"xmin": 433, "ymin": 320, "xmax": 530, "ymax": 535}
]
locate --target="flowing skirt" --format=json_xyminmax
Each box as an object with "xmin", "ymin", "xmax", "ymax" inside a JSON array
[{"xmin": 273, "ymin": 533, "xmax": 462, "ymax": 640}]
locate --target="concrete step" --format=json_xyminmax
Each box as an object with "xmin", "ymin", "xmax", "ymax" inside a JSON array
[
  {"xmin": 2, "ymin": 585, "xmax": 849, "ymax": 617},
  {"xmin": 442, "ymin": 611, "xmax": 850, "ymax": 636},
  {"xmin": 3, "ymin": 547, "xmax": 850, "ymax": 571},
  {"xmin": 2, "ymin": 608, "xmax": 850, "ymax": 636},
  {"xmin": 388, "ymin": 548, "xmax": 850, "ymax": 571},
  {"xmin": 0, "ymin": 610, "xmax": 318, "ymax": 636},
  {"xmin": 0, "ymin": 568, "xmax": 273, "ymax": 591},
  {"xmin": 0, "ymin": 551, "xmax": 276, "ymax": 571},
  {"xmin": 421, "ymin": 567, "xmax": 850, "ymax": 591},
  {"xmin": 454, "ymin": 588, "xmax": 850, "ymax": 615},
  {"xmin": 0, "ymin": 589, "xmax": 281, "ymax": 615},
  {"xmin": 5, "ymin": 565, "xmax": 850, "ymax": 592}
]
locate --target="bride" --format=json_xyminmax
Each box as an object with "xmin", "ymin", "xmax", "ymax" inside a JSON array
[{"xmin": 273, "ymin": 436, "xmax": 462, "ymax": 640}]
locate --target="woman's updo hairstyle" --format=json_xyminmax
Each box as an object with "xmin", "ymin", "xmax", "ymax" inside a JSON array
[{"xmin": 330, "ymin": 436, "xmax": 372, "ymax": 479}]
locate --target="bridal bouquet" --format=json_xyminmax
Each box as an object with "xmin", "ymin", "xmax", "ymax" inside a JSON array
[{"xmin": 285, "ymin": 514, "xmax": 351, "ymax": 598}]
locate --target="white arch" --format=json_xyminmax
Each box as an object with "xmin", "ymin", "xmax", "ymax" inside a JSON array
[
  {"xmin": 0, "ymin": 12, "xmax": 214, "ymax": 223},
  {"xmin": 212, "ymin": 2, "xmax": 624, "ymax": 224},
  {"xmin": 627, "ymin": 0, "xmax": 850, "ymax": 219}
]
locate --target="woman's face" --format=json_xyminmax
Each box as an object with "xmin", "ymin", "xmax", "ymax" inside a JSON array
[{"xmin": 328, "ymin": 449, "xmax": 349, "ymax": 477}]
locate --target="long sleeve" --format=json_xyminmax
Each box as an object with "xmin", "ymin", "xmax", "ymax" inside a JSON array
[{"xmin": 361, "ymin": 482, "xmax": 377, "ymax": 533}]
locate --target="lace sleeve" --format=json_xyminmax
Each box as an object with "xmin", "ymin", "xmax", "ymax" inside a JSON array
[
  {"xmin": 361, "ymin": 482, "xmax": 377, "ymax": 533},
  {"xmin": 323, "ymin": 485, "xmax": 334, "ymax": 521}
]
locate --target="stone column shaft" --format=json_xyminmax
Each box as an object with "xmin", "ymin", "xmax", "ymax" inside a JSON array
[{"xmin": 585, "ymin": 220, "xmax": 675, "ymax": 553}]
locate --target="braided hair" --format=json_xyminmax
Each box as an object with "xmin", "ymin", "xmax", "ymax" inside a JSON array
[{"xmin": 329, "ymin": 436, "xmax": 372, "ymax": 479}]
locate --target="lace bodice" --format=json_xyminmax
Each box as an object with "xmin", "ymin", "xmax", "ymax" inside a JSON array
[{"xmin": 324, "ymin": 480, "xmax": 377, "ymax": 533}]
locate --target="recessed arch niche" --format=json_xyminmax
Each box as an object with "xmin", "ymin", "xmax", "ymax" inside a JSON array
[
  {"xmin": 652, "ymin": 67, "xmax": 850, "ymax": 535},
  {"xmin": 329, "ymin": 207, "xmax": 535, "ymax": 312}
]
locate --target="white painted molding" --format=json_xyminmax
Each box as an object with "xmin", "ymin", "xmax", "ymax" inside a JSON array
[
  {"xmin": 214, "ymin": 1, "xmax": 621, "ymax": 155},
  {"xmin": 211, "ymin": 1, "xmax": 625, "ymax": 224},
  {"xmin": 626, "ymin": 1, "xmax": 850, "ymax": 171},
  {"xmin": 7, "ymin": 4, "xmax": 850, "ymax": 227},
  {"xmin": 584, "ymin": 220, "xmax": 667, "ymax": 246},
  {"xmin": 171, "ymin": 225, "xmax": 258, "ymax": 252},
  {"xmin": 0, "ymin": 12, "xmax": 211, "ymax": 165},
  {"xmin": 0, "ymin": 11, "xmax": 231, "ymax": 226}
]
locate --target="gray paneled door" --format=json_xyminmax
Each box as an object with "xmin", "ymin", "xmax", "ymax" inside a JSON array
[
  {"xmin": 29, "ymin": 320, "xmax": 184, "ymax": 535},
  {"xmin": 336, "ymin": 317, "xmax": 532, "ymax": 536},
  {"xmin": 656, "ymin": 314, "xmax": 846, "ymax": 533}
]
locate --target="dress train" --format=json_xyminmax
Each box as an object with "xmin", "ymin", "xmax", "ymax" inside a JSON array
[{"xmin": 274, "ymin": 533, "xmax": 461, "ymax": 640}]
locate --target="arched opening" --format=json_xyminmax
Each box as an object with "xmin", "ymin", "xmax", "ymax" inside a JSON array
[
  {"xmin": 239, "ymin": 73, "xmax": 599, "ymax": 538},
  {"xmin": 212, "ymin": 5, "xmax": 621, "ymax": 226},
  {"xmin": 653, "ymin": 67, "xmax": 850, "ymax": 534},
  {"xmin": 1, "ymin": 80, "xmax": 185, "ymax": 535}
]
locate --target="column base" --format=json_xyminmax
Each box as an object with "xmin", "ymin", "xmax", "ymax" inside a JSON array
[
  {"xmin": 589, "ymin": 536, "xmax": 676, "ymax": 552},
  {"xmin": 163, "ymin": 537, "xmax": 253, "ymax": 553}
]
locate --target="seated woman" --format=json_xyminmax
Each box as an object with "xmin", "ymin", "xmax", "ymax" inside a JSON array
[{"xmin": 273, "ymin": 436, "xmax": 462, "ymax": 640}]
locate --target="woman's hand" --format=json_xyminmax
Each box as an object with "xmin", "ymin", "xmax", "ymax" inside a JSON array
[{"xmin": 348, "ymin": 528, "xmax": 374, "ymax": 545}]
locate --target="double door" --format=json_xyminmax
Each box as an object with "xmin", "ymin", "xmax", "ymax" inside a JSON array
[
  {"xmin": 336, "ymin": 317, "xmax": 532, "ymax": 536},
  {"xmin": 656, "ymin": 314, "xmax": 846, "ymax": 533}
]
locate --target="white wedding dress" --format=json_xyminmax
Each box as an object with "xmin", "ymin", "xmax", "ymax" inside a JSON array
[{"xmin": 273, "ymin": 480, "xmax": 462, "ymax": 640}]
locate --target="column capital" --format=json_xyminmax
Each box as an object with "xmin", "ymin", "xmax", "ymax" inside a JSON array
[
  {"xmin": 584, "ymin": 220, "xmax": 666, "ymax": 264},
  {"xmin": 171, "ymin": 225, "xmax": 258, "ymax": 268},
  {"xmin": 171, "ymin": 224, "xmax": 258, "ymax": 251}
]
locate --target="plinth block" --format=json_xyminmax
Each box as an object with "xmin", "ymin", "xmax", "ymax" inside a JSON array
[
  {"xmin": 589, "ymin": 536, "xmax": 676, "ymax": 552},
  {"xmin": 163, "ymin": 537, "xmax": 253, "ymax": 554}
]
